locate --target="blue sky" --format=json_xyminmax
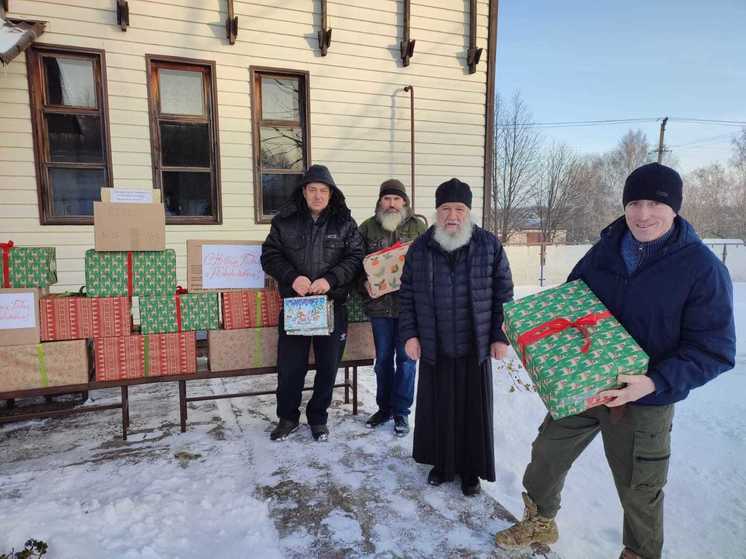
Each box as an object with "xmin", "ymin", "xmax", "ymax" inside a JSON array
[{"xmin": 494, "ymin": 0, "xmax": 746, "ymax": 172}]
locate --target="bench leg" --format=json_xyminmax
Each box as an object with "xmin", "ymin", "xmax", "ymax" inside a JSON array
[
  {"xmin": 352, "ymin": 366, "xmax": 358, "ymax": 415},
  {"xmin": 121, "ymin": 386, "xmax": 129, "ymax": 440},
  {"xmin": 179, "ymin": 380, "xmax": 187, "ymax": 433},
  {"xmin": 344, "ymin": 366, "xmax": 350, "ymax": 404}
]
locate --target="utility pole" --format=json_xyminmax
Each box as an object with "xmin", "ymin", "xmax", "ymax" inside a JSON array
[{"xmin": 657, "ymin": 116, "xmax": 669, "ymax": 163}]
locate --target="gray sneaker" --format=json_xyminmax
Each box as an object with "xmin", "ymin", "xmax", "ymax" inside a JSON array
[
  {"xmin": 393, "ymin": 415, "xmax": 409, "ymax": 437},
  {"xmin": 270, "ymin": 418, "xmax": 299, "ymax": 441}
]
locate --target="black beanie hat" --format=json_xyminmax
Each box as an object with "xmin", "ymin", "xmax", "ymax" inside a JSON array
[
  {"xmin": 379, "ymin": 178, "xmax": 409, "ymax": 203},
  {"xmin": 622, "ymin": 162, "xmax": 683, "ymax": 213},
  {"xmin": 435, "ymin": 178, "xmax": 472, "ymax": 209}
]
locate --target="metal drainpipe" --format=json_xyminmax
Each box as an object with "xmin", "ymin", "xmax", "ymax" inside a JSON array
[{"xmin": 403, "ymin": 85, "xmax": 415, "ymax": 213}]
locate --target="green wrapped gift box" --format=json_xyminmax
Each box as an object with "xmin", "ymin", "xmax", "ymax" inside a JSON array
[
  {"xmin": 139, "ymin": 291, "xmax": 219, "ymax": 334},
  {"xmin": 345, "ymin": 291, "xmax": 368, "ymax": 323},
  {"xmin": 1, "ymin": 241, "xmax": 56, "ymax": 288},
  {"xmin": 84, "ymin": 250, "xmax": 176, "ymax": 297},
  {"xmin": 503, "ymin": 280, "xmax": 649, "ymax": 419}
]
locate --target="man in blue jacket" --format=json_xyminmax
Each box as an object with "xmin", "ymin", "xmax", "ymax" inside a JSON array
[{"xmin": 495, "ymin": 163, "xmax": 736, "ymax": 559}]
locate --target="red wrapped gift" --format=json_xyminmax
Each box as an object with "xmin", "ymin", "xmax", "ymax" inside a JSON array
[
  {"xmin": 222, "ymin": 289, "xmax": 281, "ymax": 329},
  {"xmin": 40, "ymin": 295, "xmax": 131, "ymax": 341},
  {"xmin": 94, "ymin": 332, "xmax": 196, "ymax": 381}
]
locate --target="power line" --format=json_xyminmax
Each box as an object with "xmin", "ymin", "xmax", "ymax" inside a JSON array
[{"xmin": 495, "ymin": 117, "xmax": 746, "ymax": 130}]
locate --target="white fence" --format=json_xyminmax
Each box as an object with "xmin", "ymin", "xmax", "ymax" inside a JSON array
[{"xmin": 504, "ymin": 242, "xmax": 746, "ymax": 286}]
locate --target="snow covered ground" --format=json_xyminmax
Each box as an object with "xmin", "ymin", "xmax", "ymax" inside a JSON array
[{"xmin": 1, "ymin": 285, "xmax": 744, "ymax": 559}]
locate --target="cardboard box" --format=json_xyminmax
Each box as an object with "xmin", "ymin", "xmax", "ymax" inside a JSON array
[
  {"xmin": 0, "ymin": 340, "xmax": 89, "ymax": 392},
  {"xmin": 40, "ymin": 294, "xmax": 131, "ymax": 341},
  {"xmin": 139, "ymin": 291, "xmax": 219, "ymax": 334},
  {"xmin": 0, "ymin": 288, "xmax": 42, "ymax": 347},
  {"xmin": 85, "ymin": 249, "xmax": 177, "ymax": 298},
  {"xmin": 363, "ymin": 241, "xmax": 411, "ymax": 297},
  {"xmin": 187, "ymin": 240, "xmax": 266, "ymax": 291},
  {"xmin": 503, "ymin": 280, "xmax": 648, "ymax": 419},
  {"xmin": 94, "ymin": 188, "xmax": 165, "ymax": 251},
  {"xmin": 1, "ymin": 242, "xmax": 57, "ymax": 288},
  {"xmin": 222, "ymin": 289, "xmax": 281, "ymax": 329},
  {"xmin": 208, "ymin": 327, "xmax": 278, "ymax": 371},
  {"xmin": 207, "ymin": 321, "xmax": 374, "ymax": 372},
  {"xmin": 94, "ymin": 332, "xmax": 197, "ymax": 381}
]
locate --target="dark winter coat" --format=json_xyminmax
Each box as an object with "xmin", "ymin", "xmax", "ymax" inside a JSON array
[
  {"xmin": 261, "ymin": 171, "xmax": 364, "ymax": 302},
  {"xmin": 568, "ymin": 215, "xmax": 736, "ymax": 406},
  {"xmin": 358, "ymin": 209, "xmax": 427, "ymax": 318},
  {"xmin": 399, "ymin": 225, "xmax": 514, "ymax": 365}
]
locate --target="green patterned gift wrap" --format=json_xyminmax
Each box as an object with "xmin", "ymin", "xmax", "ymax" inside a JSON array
[
  {"xmin": 345, "ymin": 291, "xmax": 368, "ymax": 323},
  {"xmin": 139, "ymin": 291, "xmax": 219, "ymax": 334},
  {"xmin": 84, "ymin": 250, "xmax": 176, "ymax": 297},
  {"xmin": 1, "ymin": 242, "xmax": 56, "ymax": 288},
  {"xmin": 503, "ymin": 280, "xmax": 649, "ymax": 419}
]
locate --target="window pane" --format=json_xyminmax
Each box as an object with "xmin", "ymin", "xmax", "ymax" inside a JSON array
[
  {"xmin": 44, "ymin": 57, "xmax": 96, "ymax": 108},
  {"xmin": 262, "ymin": 173, "xmax": 300, "ymax": 215},
  {"xmin": 261, "ymin": 77, "xmax": 300, "ymax": 121},
  {"xmin": 260, "ymin": 127, "xmax": 303, "ymax": 171},
  {"xmin": 163, "ymin": 171, "xmax": 212, "ymax": 216},
  {"xmin": 49, "ymin": 168, "xmax": 105, "ymax": 216},
  {"xmin": 159, "ymin": 69, "xmax": 205, "ymax": 115},
  {"xmin": 46, "ymin": 114, "xmax": 103, "ymax": 163},
  {"xmin": 160, "ymin": 122, "xmax": 210, "ymax": 167}
]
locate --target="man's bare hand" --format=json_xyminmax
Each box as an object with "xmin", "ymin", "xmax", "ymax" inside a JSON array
[
  {"xmin": 405, "ymin": 337, "xmax": 421, "ymax": 361},
  {"xmin": 491, "ymin": 341, "xmax": 509, "ymax": 360},
  {"xmin": 597, "ymin": 374, "xmax": 655, "ymax": 407},
  {"xmin": 292, "ymin": 276, "xmax": 312, "ymax": 296},
  {"xmin": 308, "ymin": 278, "xmax": 331, "ymax": 295}
]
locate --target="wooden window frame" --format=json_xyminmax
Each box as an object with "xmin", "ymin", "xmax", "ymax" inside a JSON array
[
  {"xmin": 250, "ymin": 66, "xmax": 311, "ymax": 224},
  {"xmin": 27, "ymin": 44, "xmax": 113, "ymax": 225},
  {"xmin": 146, "ymin": 55, "xmax": 222, "ymax": 225}
]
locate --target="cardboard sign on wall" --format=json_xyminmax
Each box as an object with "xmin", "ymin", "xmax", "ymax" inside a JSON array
[
  {"xmin": 187, "ymin": 240, "xmax": 265, "ymax": 291},
  {"xmin": 94, "ymin": 188, "xmax": 165, "ymax": 252}
]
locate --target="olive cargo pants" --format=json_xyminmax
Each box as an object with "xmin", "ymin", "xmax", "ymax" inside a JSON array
[{"xmin": 523, "ymin": 404, "xmax": 674, "ymax": 559}]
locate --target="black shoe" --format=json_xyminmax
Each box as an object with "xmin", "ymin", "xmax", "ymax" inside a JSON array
[
  {"xmin": 270, "ymin": 418, "xmax": 299, "ymax": 441},
  {"xmin": 460, "ymin": 475, "xmax": 481, "ymax": 496},
  {"xmin": 427, "ymin": 468, "xmax": 454, "ymax": 486},
  {"xmin": 365, "ymin": 410, "xmax": 392, "ymax": 428},
  {"xmin": 393, "ymin": 415, "xmax": 409, "ymax": 437},
  {"xmin": 310, "ymin": 424, "xmax": 329, "ymax": 442}
]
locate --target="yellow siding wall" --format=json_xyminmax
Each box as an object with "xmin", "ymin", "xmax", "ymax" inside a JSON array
[{"xmin": 0, "ymin": 0, "xmax": 490, "ymax": 291}]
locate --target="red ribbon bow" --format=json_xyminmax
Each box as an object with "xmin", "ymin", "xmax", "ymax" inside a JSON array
[
  {"xmin": 516, "ymin": 311, "xmax": 612, "ymax": 364},
  {"xmin": 1, "ymin": 240, "xmax": 14, "ymax": 288},
  {"xmin": 174, "ymin": 286, "xmax": 188, "ymax": 333}
]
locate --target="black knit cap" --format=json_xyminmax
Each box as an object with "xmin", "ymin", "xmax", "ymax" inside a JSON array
[
  {"xmin": 623, "ymin": 162, "xmax": 683, "ymax": 213},
  {"xmin": 435, "ymin": 178, "xmax": 472, "ymax": 209},
  {"xmin": 379, "ymin": 178, "xmax": 409, "ymax": 203}
]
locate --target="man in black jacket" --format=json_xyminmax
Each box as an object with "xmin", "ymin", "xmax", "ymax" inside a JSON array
[
  {"xmin": 494, "ymin": 163, "xmax": 736, "ymax": 559},
  {"xmin": 399, "ymin": 178, "xmax": 514, "ymax": 496},
  {"xmin": 261, "ymin": 164, "xmax": 364, "ymax": 442}
]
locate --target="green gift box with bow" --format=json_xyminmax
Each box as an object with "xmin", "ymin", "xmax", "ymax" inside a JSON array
[
  {"xmin": 503, "ymin": 280, "xmax": 649, "ymax": 419},
  {"xmin": 139, "ymin": 290, "xmax": 219, "ymax": 334},
  {"xmin": 85, "ymin": 250, "xmax": 176, "ymax": 298},
  {"xmin": 1, "ymin": 241, "xmax": 57, "ymax": 288}
]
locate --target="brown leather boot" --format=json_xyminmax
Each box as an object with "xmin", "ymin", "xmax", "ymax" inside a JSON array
[
  {"xmin": 619, "ymin": 548, "xmax": 642, "ymax": 559},
  {"xmin": 494, "ymin": 492, "xmax": 559, "ymax": 548}
]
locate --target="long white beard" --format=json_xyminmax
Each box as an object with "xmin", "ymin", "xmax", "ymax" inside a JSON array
[
  {"xmin": 433, "ymin": 219, "xmax": 474, "ymax": 252},
  {"xmin": 377, "ymin": 209, "xmax": 405, "ymax": 232}
]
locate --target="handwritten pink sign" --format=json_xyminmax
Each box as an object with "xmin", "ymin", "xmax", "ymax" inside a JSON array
[
  {"xmin": 0, "ymin": 293, "xmax": 36, "ymax": 330},
  {"xmin": 202, "ymin": 245, "xmax": 264, "ymax": 289}
]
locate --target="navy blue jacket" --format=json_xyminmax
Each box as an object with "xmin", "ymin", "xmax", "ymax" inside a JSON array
[
  {"xmin": 399, "ymin": 225, "xmax": 514, "ymax": 365},
  {"xmin": 568, "ymin": 216, "xmax": 736, "ymax": 406}
]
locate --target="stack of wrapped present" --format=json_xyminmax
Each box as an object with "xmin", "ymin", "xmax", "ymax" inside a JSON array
[{"xmin": 0, "ymin": 241, "xmax": 90, "ymax": 391}]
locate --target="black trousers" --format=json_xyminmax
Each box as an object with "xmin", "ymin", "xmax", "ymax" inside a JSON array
[{"xmin": 275, "ymin": 304, "xmax": 347, "ymax": 426}]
